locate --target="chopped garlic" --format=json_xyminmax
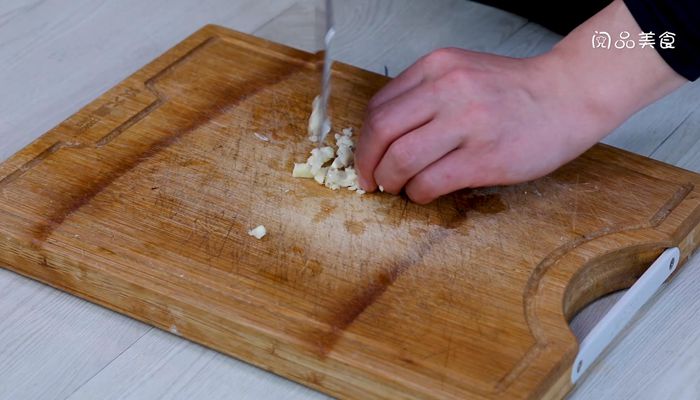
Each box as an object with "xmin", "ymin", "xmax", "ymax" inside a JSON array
[
  {"xmin": 308, "ymin": 96, "xmax": 330, "ymax": 143},
  {"xmin": 314, "ymin": 167, "xmax": 328, "ymax": 184},
  {"xmin": 325, "ymin": 167, "xmax": 358, "ymax": 189},
  {"xmin": 253, "ymin": 132, "xmax": 270, "ymax": 142},
  {"xmin": 291, "ymin": 127, "xmax": 364, "ymax": 194},
  {"xmin": 331, "ymin": 130, "xmax": 354, "ymax": 169},
  {"xmin": 308, "ymin": 146, "xmax": 335, "ymax": 175},
  {"xmin": 292, "ymin": 163, "xmax": 314, "ymax": 178},
  {"xmin": 248, "ymin": 225, "xmax": 267, "ymax": 239},
  {"xmin": 324, "ymin": 169, "xmax": 342, "ymax": 190},
  {"xmin": 295, "ymin": 104, "xmax": 364, "ymax": 194}
]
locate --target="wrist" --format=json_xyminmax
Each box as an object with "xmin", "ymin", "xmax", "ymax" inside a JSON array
[
  {"xmin": 531, "ymin": 0, "xmax": 687, "ymax": 142},
  {"xmin": 526, "ymin": 48, "xmax": 629, "ymax": 146}
]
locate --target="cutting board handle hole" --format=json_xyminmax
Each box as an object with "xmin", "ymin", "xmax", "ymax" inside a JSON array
[{"xmin": 564, "ymin": 244, "xmax": 668, "ymax": 341}]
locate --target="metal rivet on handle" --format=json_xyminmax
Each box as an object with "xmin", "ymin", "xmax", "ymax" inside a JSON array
[
  {"xmin": 669, "ymin": 258, "xmax": 676, "ymax": 271},
  {"xmin": 577, "ymin": 360, "xmax": 583, "ymax": 373}
]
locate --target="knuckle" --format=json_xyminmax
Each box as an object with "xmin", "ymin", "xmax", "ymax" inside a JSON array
[
  {"xmin": 387, "ymin": 141, "xmax": 416, "ymax": 174},
  {"xmin": 366, "ymin": 110, "xmax": 390, "ymax": 139},
  {"xmin": 425, "ymin": 79, "xmax": 441, "ymax": 100},
  {"xmin": 367, "ymin": 94, "xmax": 383, "ymax": 109},
  {"xmin": 420, "ymin": 48, "xmax": 456, "ymax": 72},
  {"xmin": 468, "ymin": 130, "xmax": 499, "ymax": 151},
  {"xmin": 438, "ymin": 68, "xmax": 472, "ymax": 89}
]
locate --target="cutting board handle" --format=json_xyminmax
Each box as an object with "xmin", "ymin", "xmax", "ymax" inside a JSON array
[{"xmin": 571, "ymin": 247, "xmax": 680, "ymax": 383}]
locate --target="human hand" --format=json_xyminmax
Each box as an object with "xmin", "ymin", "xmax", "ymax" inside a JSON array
[
  {"xmin": 354, "ymin": 0, "xmax": 686, "ymax": 204},
  {"xmin": 355, "ymin": 48, "xmax": 614, "ymax": 204}
]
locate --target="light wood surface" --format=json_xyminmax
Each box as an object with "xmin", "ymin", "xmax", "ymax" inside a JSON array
[
  {"xmin": 1, "ymin": 25, "xmax": 700, "ymax": 400},
  {"xmin": 66, "ymin": 328, "xmax": 326, "ymax": 400},
  {"xmin": 1, "ymin": 1, "xmax": 700, "ymax": 400},
  {"xmin": 0, "ymin": 268, "xmax": 148, "ymax": 400}
]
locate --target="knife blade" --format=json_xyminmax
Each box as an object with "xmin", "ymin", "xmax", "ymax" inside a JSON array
[{"xmin": 317, "ymin": 0, "xmax": 335, "ymax": 146}]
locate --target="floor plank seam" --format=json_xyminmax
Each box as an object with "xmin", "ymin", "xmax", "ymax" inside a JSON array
[
  {"xmin": 649, "ymin": 111, "xmax": 694, "ymax": 157},
  {"xmin": 498, "ymin": 20, "xmax": 535, "ymax": 50},
  {"xmin": 61, "ymin": 326, "xmax": 156, "ymax": 400},
  {"xmin": 252, "ymin": 0, "xmax": 302, "ymax": 36}
]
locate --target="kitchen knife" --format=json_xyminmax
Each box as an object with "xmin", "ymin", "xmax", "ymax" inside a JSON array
[{"xmin": 317, "ymin": 0, "xmax": 335, "ymax": 146}]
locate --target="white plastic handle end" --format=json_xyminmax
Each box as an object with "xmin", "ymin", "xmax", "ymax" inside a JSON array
[{"xmin": 571, "ymin": 247, "xmax": 680, "ymax": 383}]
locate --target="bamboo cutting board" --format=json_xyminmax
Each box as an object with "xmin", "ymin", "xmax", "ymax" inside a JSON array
[{"xmin": 1, "ymin": 25, "xmax": 700, "ymax": 399}]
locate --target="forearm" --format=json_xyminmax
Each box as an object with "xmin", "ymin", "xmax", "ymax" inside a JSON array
[{"xmin": 537, "ymin": 0, "xmax": 688, "ymax": 137}]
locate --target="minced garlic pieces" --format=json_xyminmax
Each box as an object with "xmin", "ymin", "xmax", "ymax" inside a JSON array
[
  {"xmin": 292, "ymin": 127, "xmax": 363, "ymax": 193},
  {"xmin": 292, "ymin": 163, "xmax": 313, "ymax": 178},
  {"xmin": 308, "ymin": 146, "xmax": 335, "ymax": 174},
  {"xmin": 308, "ymin": 96, "xmax": 330, "ymax": 143},
  {"xmin": 331, "ymin": 128, "xmax": 355, "ymax": 169},
  {"xmin": 248, "ymin": 225, "xmax": 267, "ymax": 239},
  {"xmin": 253, "ymin": 132, "xmax": 270, "ymax": 142}
]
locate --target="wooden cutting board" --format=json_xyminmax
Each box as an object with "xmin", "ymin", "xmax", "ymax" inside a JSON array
[{"xmin": 1, "ymin": 25, "xmax": 699, "ymax": 399}]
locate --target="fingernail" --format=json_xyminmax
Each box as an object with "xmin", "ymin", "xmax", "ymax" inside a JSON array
[
  {"xmin": 355, "ymin": 165, "xmax": 369, "ymax": 190},
  {"xmin": 358, "ymin": 175, "xmax": 370, "ymax": 191}
]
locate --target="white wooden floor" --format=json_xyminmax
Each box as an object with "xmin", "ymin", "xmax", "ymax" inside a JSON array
[{"xmin": 1, "ymin": 1, "xmax": 699, "ymax": 399}]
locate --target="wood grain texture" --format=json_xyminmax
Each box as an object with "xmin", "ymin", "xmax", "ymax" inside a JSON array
[
  {"xmin": 255, "ymin": 0, "xmax": 527, "ymax": 76},
  {"xmin": 68, "ymin": 329, "xmax": 327, "ymax": 400},
  {"xmin": 603, "ymin": 81, "xmax": 700, "ymax": 156},
  {"xmin": 0, "ymin": 2, "xmax": 543, "ymax": 398},
  {"xmin": 570, "ymin": 98, "xmax": 700, "ymax": 399},
  {"xmin": 66, "ymin": 328, "xmax": 328, "ymax": 400},
  {"xmin": 492, "ymin": 22, "xmax": 561, "ymax": 58},
  {"xmin": 651, "ymin": 110, "xmax": 700, "ymax": 172},
  {"xmin": 2, "ymin": 1, "xmax": 700, "ymax": 399},
  {"xmin": 568, "ymin": 251, "xmax": 700, "ymax": 400},
  {"xmin": 255, "ymin": 0, "xmax": 700, "ymax": 161},
  {"xmin": 1, "ymin": 25, "xmax": 700, "ymax": 400},
  {"xmin": 0, "ymin": 0, "xmax": 297, "ymax": 398},
  {"xmin": 0, "ymin": 269, "xmax": 148, "ymax": 400},
  {"xmin": 332, "ymin": 0, "xmax": 527, "ymax": 75},
  {"xmin": 0, "ymin": 0, "xmax": 297, "ymax": 162}
]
